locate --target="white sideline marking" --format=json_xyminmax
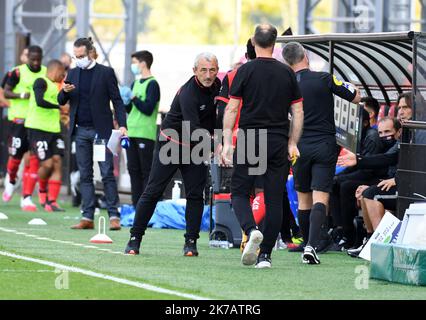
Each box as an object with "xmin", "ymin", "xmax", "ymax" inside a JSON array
[{"xmin": 0, "ymin": 250, "xmax": 209, "ymax": 300}]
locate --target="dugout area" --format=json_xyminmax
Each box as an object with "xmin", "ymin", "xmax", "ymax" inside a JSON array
[{"xmin": 276, "ymin": 31, "xmax": 426, "ymax": 219}]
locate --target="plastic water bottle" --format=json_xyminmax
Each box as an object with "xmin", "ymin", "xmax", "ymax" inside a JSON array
[
  {"xmin": 121, "ymin": 136, "xmax": 130, "ymax": 149},
  {"xmin": 209, "ymin": 240, "xmax": 231, "ymax": 249},
  {"xmin": 172, "ymin": 180, "xmax": 182, "ymax": 200}
]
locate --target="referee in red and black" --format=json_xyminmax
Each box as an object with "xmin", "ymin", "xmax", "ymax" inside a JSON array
[
  {"xmin": 125, "ymin": 52, "xmax": 221, "ymax": 257},
  {"xmin": 221, "ymin": 24, "xmax": 304, "ymax": 269}
]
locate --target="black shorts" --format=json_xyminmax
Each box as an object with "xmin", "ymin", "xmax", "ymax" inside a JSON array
[
  {"xmin": 28, "ymin": 128, "xmax": 65, "ymax": 161},
  {"xmin": 8, "ymin": 122, "xmax": 29, "ymax": 159},
  {"xmin": 362, "ymin": 184, "xmax": 397, "ymax": 211},
  {"xmin": 293, "ymin": 137, "xmax": 339, "ymax": 193}
]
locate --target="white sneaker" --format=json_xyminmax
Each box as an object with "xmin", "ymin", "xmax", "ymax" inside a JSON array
[
  {"xmin": 302, "ymin": 245, "xmax": 320, "ymax": 264},
  {"xmin": 2, "ymin": 175, "xmax": 15, "ymax": 202},
  {"xmin": 241, "ymin": 229, "xmax": 263, "ymax": 266},
  {"xmin": 21, "ymin": 196, "xmax": 37, "ymax": 212}
]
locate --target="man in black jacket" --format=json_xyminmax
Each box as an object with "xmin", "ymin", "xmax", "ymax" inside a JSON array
[
  {"xmin": 337, "ymin": 117, "xmax": 401, "ymax": 257},
  {"xmin": 329, "ymin": 106, "xmax": 383, "ymax": 249},
  {"xmin": 125, "ymin": 52, "xmax": 220, "ymax": 257},
  {"xmin": 58, "ymin": 37, "xmax": 127, "ymax": 230}
]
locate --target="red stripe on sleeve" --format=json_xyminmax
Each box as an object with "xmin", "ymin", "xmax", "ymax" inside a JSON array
[{"xmin": 291, "ymin": 97, "xmax": 304, "ymax": 105}]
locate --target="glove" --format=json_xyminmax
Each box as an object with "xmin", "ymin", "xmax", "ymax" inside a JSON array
[{"xmin": 119, "ymin": 86, "xmax": 133, "ymax": 105}]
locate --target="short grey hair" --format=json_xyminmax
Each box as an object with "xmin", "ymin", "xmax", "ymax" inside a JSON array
[
  {"xmin": 194, "ymin": 52, "xmax": 218, "ymax": 68},
  {"xmin": 282, "ymin": 42, "xmax": 306, "ymax": 66}
]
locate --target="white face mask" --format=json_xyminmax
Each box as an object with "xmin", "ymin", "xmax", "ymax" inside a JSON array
[{"xmin": 76, "ymin": 56, "xmax": 91, "ymax": 69}]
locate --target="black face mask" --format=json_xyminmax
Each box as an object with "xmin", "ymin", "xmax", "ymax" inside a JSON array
[{"xmin": 380, "ymin": 135, "xmax": 397, "ymax": 150}]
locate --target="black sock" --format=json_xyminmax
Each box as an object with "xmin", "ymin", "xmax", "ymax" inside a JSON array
[
  {"xmin": 308, "ymin": 203, "xmax": 327, "ymax": 248},
  {"xmin": 297, "ymin": 209, "xmax": 311, "ymax": 244}
]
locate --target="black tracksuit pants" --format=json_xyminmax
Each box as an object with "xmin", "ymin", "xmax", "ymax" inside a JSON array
[
  {"xmin": 330, "ymin": 168, "xmax": 380, "ymax": 244},
  {"xmin": 127, "ymin": 137, "xmax": 155, "ymax": 207},
  {"xmin": 231, "ymin": 132, "xmax": 288, "ymax": 254},
  {"xmin": 130, "ymin": 140, "xmax": 208, "ymax": 240}
]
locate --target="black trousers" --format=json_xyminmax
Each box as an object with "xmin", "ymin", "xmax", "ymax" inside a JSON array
[
  {"xmin": 231, "ymin": 132, "xmax": 288, "ymax": 254},
  {"xmin": 127, "ymin": 137, "xmax": 155, "ymax": 207},
  {"xmin": 329, "ymin": 169, "xmax": 380, "ymax": 243},
  {"xmin": 130, "ymin": 141, "xmax": 208, "ymax": 240}
]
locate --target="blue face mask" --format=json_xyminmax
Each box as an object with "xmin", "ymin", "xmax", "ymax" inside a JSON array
[{"xmin": 131, "ymin": 64, "xmax": 140, "ymax": 76}]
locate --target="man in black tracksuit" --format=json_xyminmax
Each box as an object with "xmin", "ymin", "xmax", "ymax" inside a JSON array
[
  {"xmin": 282, "ymin": 42, "xmax": 361, "ymax": 264},
  {"xmin": 125, "ymin": 52, "xmax": 220, "ymax": 256},
  {"xmin": 221, "ymin": 24, "xmax": 304, "ymax": 269}
]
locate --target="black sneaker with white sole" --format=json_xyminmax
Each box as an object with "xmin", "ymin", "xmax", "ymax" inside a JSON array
[
  {"xmin": 255, "ymin": 253, "xmax": 272, "ymax": 269},
  {"xmin": 124, "ymin": 236, "xmax": 141, "ymax": 255},
  {"xmin": 302, "ymin": 245, "xmax": 320, "ymax": 264},
  {"xmin": 241, "ymin": 229, "xmax": 263, "ymax": 265},
  {"xmin": 347, "ymin": 237, "xmax": 368, "ymax": 258}
]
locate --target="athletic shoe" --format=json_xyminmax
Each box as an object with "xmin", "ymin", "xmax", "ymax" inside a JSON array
[
  {"xmin": 347, "ymin": 237, "xmax": 368, "ymax": 258},
  {"xmin": 183, "ymin": 239, "xmax": 199, "ymax": 257},
  {"xmin": 241, "ymin": 229, "xmax": 263, "ymax": 266},
  {"xmin": 240, "ymin": 231, "xmax": 248, "ymax": 253},
  {"xmin": 302, "ymin": 245, "xmax": 320, "ymax": 264},
  {"xmin": 285, "ymin": 242, "xmax": 300, "ymax": 250},
  {"xmin": 20, "ymin": 196, "xmax": 37, "ymax": 212},
  {"xmin": 292, "ymin": 236, "xmax": 304, "ymax": 245},
  {"xmin": 44, "ymin": 201, "xmax": 65, "ymax": 212},
  {"xmin": 289, "ymin": 242, "xmax": 305, "ymax": 252},
  {"xmin": 38, "ymin": 191, "xmax": 47, "ymax": 207},
  {"xmin": 124, "ymin": 236, "xmax": 141, "ymax": 255},
  {"xmin": 275, "ymin": 239, "xmax": 287, "ymax": 250},
  {"xmin": 2, "ymin": 177, "xmax": 15, "ymax": 202},
  {"xmin": 255, "ymin": 253, "xmax": 272, "ymax": 269},
  {"xmin": 316, "ymin": 236, "xmax": 334, "ymax": 253}
]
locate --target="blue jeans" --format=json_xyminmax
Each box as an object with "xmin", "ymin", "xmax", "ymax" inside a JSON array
[{"xmin": 75, "ymin": 126, "xmax": 120, "ymax": 221}]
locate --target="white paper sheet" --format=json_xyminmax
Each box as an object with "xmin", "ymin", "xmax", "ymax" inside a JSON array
[{"xmin": 107, "ymin": 129, "xmax": 122, "ymax": 156}]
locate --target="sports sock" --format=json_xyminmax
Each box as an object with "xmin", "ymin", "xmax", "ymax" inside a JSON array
[
  {"xmin": 48, "ymin": 180, "xmax": 61, "ymax": 202},
  {"xmin": 308, "ymin": 203, "xmax": 327, "ymax": 248},
  {"xmin": 297, "ymin": 209, "xmax": 311, "ymax": 244},
  {"xmin": 252, "ymin": 192, "xmax": 265, "ymax": 225},
  {"xmin": 7, "ymin": 158, "xmax": 21, "ymax": 184}
]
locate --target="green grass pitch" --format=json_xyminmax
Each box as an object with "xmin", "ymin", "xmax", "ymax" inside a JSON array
[{"xmin": 0, "ymin": 197, "xmax": 425, "ymax": 300}]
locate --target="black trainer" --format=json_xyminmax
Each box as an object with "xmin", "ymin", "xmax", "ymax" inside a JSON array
[
  {"xmin": 302, "ymin": 245, "xmax": 320, "ymax": 264},
  {"xmin": 183, "ymin": 239, "xmax": 199, "ymax": 257},
  {"xmin": 255, "ymin": 253, "xmax": 272, "ymax": 269},
  {"xmin": 347, "ymin": 237, "xmax": 368, "ymax": 258},
  {"xmin": 124, "ymin": 236, "xmax": 141, "ymax": 255}
]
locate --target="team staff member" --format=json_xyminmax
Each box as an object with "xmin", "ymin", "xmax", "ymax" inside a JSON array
[
  {"xmin": 2, "ymin": 46, "xmax": 46, "ymax": 211},
  {"xmin": 123, "ymin": 50, "xmax": 160, "ymax": 207},
  {"xmin": 329, "ymin": 107, "xmax": 383, "ymax": 250},
  {"xmin": 26, "ymin": 60, "xmax": 66, "ymax": 212},
  {"xmin": 337, "ymin": 117, "xmax": 401, "ymax": 257},
  {"xmin": 282, "ymin": 42, "xmax": 361, "ymax": 264},
  {"xmin": 58, "ymin": 37, "xmax": 127, "ymax": 231},
  {"xmin": 125, "ymin": 52, "xmax": 220, "ymax": 257},
  {"xmin": 221, "ymin": 24, "xmax": 304, "ymax": 269}
]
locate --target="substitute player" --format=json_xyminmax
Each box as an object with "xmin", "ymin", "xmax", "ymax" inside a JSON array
[
  {"xmin": 25, "ymin": 60, "xmax": 66, "ymax": 212},
  {"xmin": 2, "ymin": 46, "xmax": 46, "ymax": 211}
]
